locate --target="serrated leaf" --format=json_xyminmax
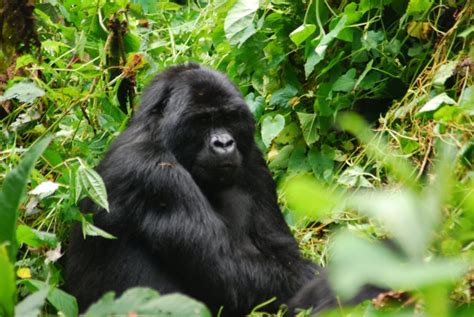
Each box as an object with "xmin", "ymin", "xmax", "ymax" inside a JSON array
[
  {"xmin": 297, "ymin": 112, "xmax": 319, "ymax": 146},
  {"xmin": 419, "ymin": 93, "xmax": 456, "ymax": 113},
  {"xmin": 77, "ymin": 166, "xmax": 109, "ymax": 212},
  {"xmin": 0, "ymin": 136, "xmax": 52, "ymax": 260},
  {"xmin": 0, "ymin": 82, "xmax": 45, "ymax": 104},
  {"xmin": 81, "ymin": 217, "xmax": 116, "ymax": 240},
  {"xmin": 224, "ymin": 0, "xmax": 259, "ymax": 46},
  {"xmin": 261, "ymin": 114, "xmax": 285, "ymax": 148},
  {"xmin": 85, "ymin": 288, "xmax": 211, "ymax": 317},
  {"xmin": 289, "ymin": 24, "xmax": 316, "ymax": 45}
]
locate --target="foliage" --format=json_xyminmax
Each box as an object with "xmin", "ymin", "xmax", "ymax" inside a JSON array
[{"xmin": 0, "ymin": 0, "xmax": 472, "ymax": 316}]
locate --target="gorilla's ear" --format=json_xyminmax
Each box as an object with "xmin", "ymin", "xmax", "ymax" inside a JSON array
[{"xmin": 138, "ymin": 63, "xmax": 201, "ymax": 116}]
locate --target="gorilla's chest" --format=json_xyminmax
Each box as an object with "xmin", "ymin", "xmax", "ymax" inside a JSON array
[{"xmin": 209, "ymin": 188, "xmax": 250, "ymax": 225}]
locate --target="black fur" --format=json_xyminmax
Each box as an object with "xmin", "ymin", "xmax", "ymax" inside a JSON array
[{"xmin": 65, "ymin": 63, "xmax": 371, "ymax": 316}]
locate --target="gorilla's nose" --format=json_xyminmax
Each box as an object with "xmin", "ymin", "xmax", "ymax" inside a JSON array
[{"xmin": 210, "ymin": 131, "xmax": 235, "ymax": 154}]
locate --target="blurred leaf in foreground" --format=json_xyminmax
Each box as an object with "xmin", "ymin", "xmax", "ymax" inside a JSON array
[{"xmin": 85, "ymin": 288, "xmax": 211, "ymax": 317}]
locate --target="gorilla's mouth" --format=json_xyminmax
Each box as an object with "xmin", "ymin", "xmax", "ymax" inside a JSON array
[{"xmin": 192, "ymin": 163, "xmax": 239, "ymax": 187}]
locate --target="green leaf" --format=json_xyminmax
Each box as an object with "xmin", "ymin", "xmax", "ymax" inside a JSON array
[
  {"xmin": 361, "ymin": 30, "xmax": 385, "ymax": 50},
  {"xmin": 261, "ymin": 114, "xmax": 285, "ymax": 148},
  {"xmin": 224, "ymin": 0, "xmax": 259, "ymax": 46},
  {"xmin": 338, "ymin": 113, "xmax": 417, "ymax": 189},
  {"xmin": 332, "ymin": 68, "xmax": 357, "ymax": 92},
  {"xmin": 458, "ymin": 25, "xmax": 474, "ymax": 38},
  {"xmin": 245, "ymin": 93, "xmax": 265, "ymax": 120},
  {"xmin": 284, "ymin": 174, "xmax": 339, "ymax": 222},
  {"xmin": 77, "ymin": 166, "xmax": 109, "ymax": 212},
  {"xmin": 269, "ymin": 85, "xmax": 298, "ymax": 108},
  {"xmin": 0, "ymin": 136, "xmax": 52, "ymax": 260},
  {"xmin": 26, "ymin": 280, "xmax": 78, "ymax": 317},
  {"xmin": 306, "ymin": 15, "xmax": 347, "ymax": 77},
  {"xmin": 297, "ymin": 112, "xmax": 319, "ymax": 146},
  {"xmin": 274, "ymin": 122, "xmax": 300, "ymax": 144},
  {"xmin": 406, "ymin": 0, "xmax": 433, "ymax": 16},
  {"xmin": 14, "ymin": 289, "xmax": 48, "ymax": 317},
  {"xmin": 418, "ymin": 93, "xmax": 456, "ymax": 113},
  {"xmin": 81, "ymin": 217, "xmax": 116, "ymax": 240},
  {"xmin": 16, "ymin": 225, "xmax": 58, "ymax": 248},
  {"xmin": 349, "ymin": 190, "xmax": 435, "ymax": 257},
  {"xmin": 337, "ymin": 166, "xmax": 374, "ymax": 188},
  {"xmin": 288, "ymin": 143, "xmax": 310, "ymax": 173},
  {"xmin": 433, "ymin": 61, "xmax": 457, "ymax": 87},
  {"xmin": 0, "ymin": 82, "xmax": 45, "ymax": 104},
  {"xmin": 328, "ymin": 231, "xmax": 467, "ymax": 299},
  {"xmin": 268, "ymin": 145, "xmax": 294, "ymax": 170},
  {"xmin": 308, "ymin": 148, "xmax": 334, "ymax": 181},
  {"xmin": 289, "ymin": 24, "xmax": 316, "ymax": 45},
  {"xmin": 85, "ymin": 288, "xmax": 211, "ymax": 317},
  {"xmin": 0, "ymin": 246, "xmax": 15, "ymax": 317}
]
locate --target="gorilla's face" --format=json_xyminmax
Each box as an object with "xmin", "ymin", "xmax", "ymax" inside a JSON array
[{"xmin": 138, "ymin": 64, "xmax": 255, "ymax": 189}]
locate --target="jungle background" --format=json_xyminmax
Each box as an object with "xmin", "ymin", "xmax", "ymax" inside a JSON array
[{"xmin": 0, "ymin": 0, "xmax": 473, "ymax": 316}]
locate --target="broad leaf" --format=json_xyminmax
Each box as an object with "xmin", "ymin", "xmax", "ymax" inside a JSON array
[
  {"xmin": 85, "ymin": 288, "xmax": 211, "ymax": 317},
  {"xmin": 289, "ymin": 24, "xmax": 316, "ymax": 45},
  {"xmin": 284, "ymin": 174, "xmax": 339, "ymax": 222},
  {"xmin": 0, "ymin": 82, "xmax": 45, "ymax": 104},
  {"xmin": 16, "ymin": 225, "xmax": 58, "ymax": 248},
  {"xmin": 418, "ymin": 93, "xmax": 456, "ymax": 113},
  {"xmin": 433, "ymin": 61, "xmax": 457, "ymax": 87},
  {"xmin": 26, "ymin": 280, "xmax": 78, "ymax": 317},
  {"xmin": 332, "ymin": 68, "xmax": 356, "ymax": 92},
  {"xmin": 224, "ymin": 0, "xmax": 259, "ymax": 46},
  {"xmin": 14, "ymin": 289, "xmax": 48, "ymax": 317},
  {"xmin": 305, "ymin": 15, "xmax": 347, "ymax": 77},
  {"xmin": 269, "ymin": 85, "xmax": 298, "ymax": 108},
  {"xmin": 0, "ymin": 136, "xmax": 52, "ymax": 259},
  {"xmin": 406, "ymin": 0, "xmax": 433, "ymax": 16},
  {"xmin": 261, "ymin": 114, "xmax": 285, "ymax": 148},
  {"xmin": 329, "ymin": 231, "xmax": 467, "ymax": 299},
  {"xmin": 297, "ymin": 112, "xmax": 319, "ymax": 146}
]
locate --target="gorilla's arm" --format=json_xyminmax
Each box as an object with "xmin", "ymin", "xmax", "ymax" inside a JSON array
[{"xmin": 98, "ymin": 139, "xmax": 315, "ymax": 314}]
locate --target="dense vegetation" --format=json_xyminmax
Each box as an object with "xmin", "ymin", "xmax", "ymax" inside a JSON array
[{"xmin": 0, "ymin": 0, "xmax": 473, "ymax": 316}]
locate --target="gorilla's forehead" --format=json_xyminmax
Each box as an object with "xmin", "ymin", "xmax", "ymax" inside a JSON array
[{"xmin": 175, "ymin": 68, "xmax": 247, "ymax": 112}]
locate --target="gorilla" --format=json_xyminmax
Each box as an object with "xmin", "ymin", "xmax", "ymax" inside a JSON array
[{"xmin": 65, "ymin": 63, "xmax": 378, "ymax": 316}]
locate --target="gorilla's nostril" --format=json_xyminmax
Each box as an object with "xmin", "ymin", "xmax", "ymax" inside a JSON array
[
  {"xmin": 213, "ymin": 139, "xmax": 225, "ymax": 148},
  {"xmin": 224, "ymin": 139, "xmax": 234, "ymax": 147},
  {"xmin": 210, "ymin": 132, "xmax": 235, "ymax": 154}
]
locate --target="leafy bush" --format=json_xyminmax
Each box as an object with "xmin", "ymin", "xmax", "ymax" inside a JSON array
[{"xmin": 0, "ymin": 0, "xmax": 472, "ymax": 316}]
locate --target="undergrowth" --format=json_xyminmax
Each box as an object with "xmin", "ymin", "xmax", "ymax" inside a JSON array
[{"xmin": 0, "ymin": 0, "xmax": 473, "ymax": 316}]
